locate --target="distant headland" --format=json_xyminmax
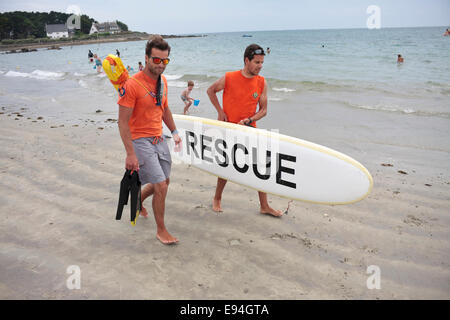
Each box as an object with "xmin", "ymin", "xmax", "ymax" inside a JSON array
[
  {"xmin": 0, "ymin": 32, "xmax": 205, "ymax": 53},
  {"xmin": 0, "ymin": 11, "xmax": 204, "ymax": 53}
]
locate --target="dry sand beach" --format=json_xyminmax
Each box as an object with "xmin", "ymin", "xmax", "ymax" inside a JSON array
[{"xmin": 0, "ymin": 110, "xmax": 449, "ymax": 299}]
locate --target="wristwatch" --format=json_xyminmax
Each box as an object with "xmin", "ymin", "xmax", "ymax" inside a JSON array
[{"xmin": 171, "ymin": 129, "xmax": 178, "ymax": 135}]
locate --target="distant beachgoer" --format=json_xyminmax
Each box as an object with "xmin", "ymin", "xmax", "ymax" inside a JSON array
[
  {"xmin": 444, "ymin": 28, "xmax": 450, "ymax": 36},
  {"xmin": 94, "ymin": 54, "xmax": 102, "ymax": 72},
  {"xmin": 181, "ymin": 80, "xmax": 195, "ymax": 114},
  {"xmin": 207, "ymin": 44, "xmax": 282, "ymax": 217},
  {"xmin": 116, "ymin": 49, "xmax": 120, "ymax": 57},
  {"xmin": 397, "ymin": 54, "xmax": 404, "ymax": 63},
  {"xmin": 88, "ymin": 49, "xmax": 94, "ymax": 63},
  {"xmin": 127, "ymin": 65, "xmax": 134, "ymax": 73},
  {"xmin": 138, "ymin": 61, "xmax": 144, "ymax": 71},
  {"xmin": 267, "ymin": 47, "xmax": 271, "ymax": 54}
]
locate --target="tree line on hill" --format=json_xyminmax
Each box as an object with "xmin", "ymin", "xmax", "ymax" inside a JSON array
[{"xmin": 0, "ymin": 11, "xmax": 128, "ymax": 40}]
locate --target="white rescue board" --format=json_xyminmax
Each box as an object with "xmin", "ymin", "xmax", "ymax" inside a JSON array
[{"xmin": 167, "ymin": 115, "xmax": 373, "ymax": 205}]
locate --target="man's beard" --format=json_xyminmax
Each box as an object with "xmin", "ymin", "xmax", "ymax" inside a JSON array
[
  {"xmin": 249, "ymin": 68, "xmax": 261, "ymax": 76},
  {"xmin": 148, "ymin": 64, "xmax": 165, "ymax": 77}
]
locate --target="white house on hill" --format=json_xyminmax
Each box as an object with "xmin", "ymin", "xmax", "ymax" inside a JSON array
[
  {"xmin": 90, "ymin": 21, "xmax": 121, "ymax": 35},
  {"xmin": 45, "ymin": 24, "xmax": 69, "ymax": 39}
]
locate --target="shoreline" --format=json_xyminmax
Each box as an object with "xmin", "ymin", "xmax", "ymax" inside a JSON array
[{"xmin": 0, "ymin": 33, "xmax": 204, "ymax": 53}]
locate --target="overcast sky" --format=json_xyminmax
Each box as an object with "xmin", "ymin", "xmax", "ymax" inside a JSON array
[{"xmin": 1, "ymin": 0, "xmax": 449, "ymax": 34}]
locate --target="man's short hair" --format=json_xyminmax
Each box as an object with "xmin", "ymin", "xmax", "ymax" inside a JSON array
[
  {"xmin": 244, "ymin": 44, "xmax": 265, "ymax": 62},
  {"xmin": 146, "ymin": 35, "xmax": 171, "ymax": 57}
]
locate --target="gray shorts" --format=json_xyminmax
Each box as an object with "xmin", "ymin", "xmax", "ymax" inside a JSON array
[{"xmin": 132, "ymin": 137, "xmax": 172, "ymax": 185}]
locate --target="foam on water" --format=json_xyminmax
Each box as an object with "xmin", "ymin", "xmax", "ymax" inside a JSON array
[
  {"xmin": 5, "ymin": 69, "xmax": 65, "ymax": 80},
  {"xmin": 5, "ymin": 71, "xmax": 28, "ymax": 78},
  {"xmin": 272, "ymin": 87, "xmax": 296, "ymax": 92},
  {"xmin": 164, "ymin": 74, "xmax": 184, "ymax": 80},
  {"xmin": 345, "ymin": 102, "xmax": 450, "ymax": 118},
  {"xmin": 167, "ymin": 80, "xmax": 190, "ymax": 88},
  {"xmin": 78, "ymin": 79, "xmax": 89, "ymax": 89}
]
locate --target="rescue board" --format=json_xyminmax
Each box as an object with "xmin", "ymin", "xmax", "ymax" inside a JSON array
[{"xmin": 167, "ymin": 114, "xmax": 373, "ymax": 205}]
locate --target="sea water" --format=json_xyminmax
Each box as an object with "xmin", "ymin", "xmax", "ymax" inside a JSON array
[{"xmin": 0, "ymin": 27, "xmax": 449, "ymax": 155}]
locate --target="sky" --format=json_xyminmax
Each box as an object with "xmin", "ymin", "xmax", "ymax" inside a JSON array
[{"xmin": 1, "ymin": 0, "xmax": 449, "ymax": 34}]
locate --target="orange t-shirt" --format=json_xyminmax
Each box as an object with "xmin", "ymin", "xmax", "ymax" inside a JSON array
[
  {"xmin": 117, "ymin": 71, "xmax": 168, "ymax": 140},
  {"xmin": 223, "ymin": 70, "xmax": 265, "ymax": 128}
]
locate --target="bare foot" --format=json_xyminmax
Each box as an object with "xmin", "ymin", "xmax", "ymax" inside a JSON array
[
  {"xmin": 212, "ymin": 198, "xmax": 223, "ymax": 212},
  {"xmin": 260, "ymin": 207, "xmax": 283, "ymax": 217},
  {"xmin": 140, "ymin": 206, "xmax": 148, "ymax": 218},
  {"xmin": 156, "ymin": 230, "xmax": 179, "ymax": 245}
]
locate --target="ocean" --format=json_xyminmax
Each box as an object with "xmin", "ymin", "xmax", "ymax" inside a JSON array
[{"xmin": 1, "ymin": 27, "xmax": 449, "ymax": 157}]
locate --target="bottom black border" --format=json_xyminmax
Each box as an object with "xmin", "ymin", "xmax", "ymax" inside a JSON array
[{"xmin": 2, "ymin": 300, "xmax": 446, "ymax": 318}]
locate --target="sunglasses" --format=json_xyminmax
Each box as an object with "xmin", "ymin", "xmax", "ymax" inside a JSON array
[
  {"xmin": 150, "ymin": 56, "xmax": 170, "ymax": 65},
  {"xmin": 252, "ymin": 49, "xmax": 265, "ymax": 55}
]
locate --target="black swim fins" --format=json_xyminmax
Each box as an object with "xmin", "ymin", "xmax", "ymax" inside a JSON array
[{"xmin": 116, "ymin": 170, "xmax": 142, "ymax": 226}]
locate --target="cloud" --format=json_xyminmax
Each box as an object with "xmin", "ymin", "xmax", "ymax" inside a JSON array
[{"xmin": 65, "ymin": 4, "xmax": 81, "ymax": 16}]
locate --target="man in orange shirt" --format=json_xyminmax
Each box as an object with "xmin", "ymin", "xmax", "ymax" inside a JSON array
[
  {"xmin": 118, "ymin": 35, "xmax": 181, "ymax": 244},
  {"xmin": 207, "ymin": 44, "xmax": 282, "ymax": 217}
]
